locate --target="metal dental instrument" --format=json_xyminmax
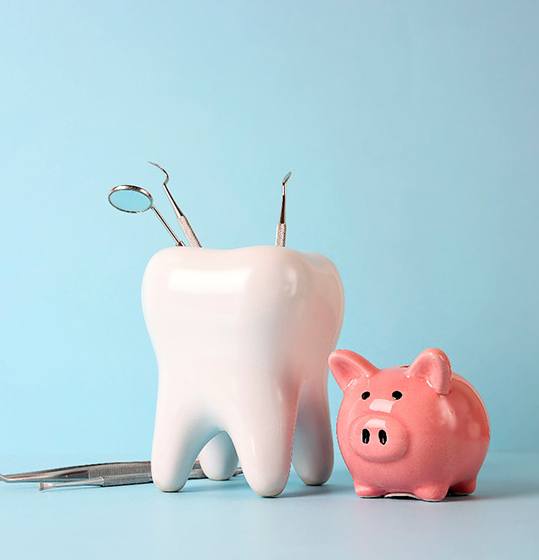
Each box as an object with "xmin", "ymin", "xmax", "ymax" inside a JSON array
[
  {"xmin": 148, "ymin": 161, "xmax": 202, "ymax": 248},
  {"xmin": 108, "ymin": 184, "xmax": 184, "ymax": 246},
  {"xmin": 275, "ymin": 171, "xmax": 292, "ymax": 247},
  {"xmin": 1, "ymin": 460, "xmax": 243, "ymax": 491},
  {"xmin": 40, "ymin": 477, "xmax": 106, "ymax": 490},
  {"xmin": 1, "ymin": 461, "xmax": 152, "ymax": 485}
]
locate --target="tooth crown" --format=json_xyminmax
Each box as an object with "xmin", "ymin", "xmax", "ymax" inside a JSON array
[{"xmin": 142, "ymin": 246, "xmax": 344, "ymax": 496}]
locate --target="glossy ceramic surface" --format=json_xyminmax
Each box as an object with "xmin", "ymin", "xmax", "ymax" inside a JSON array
[
  {"xmin": 142, "ymin": 246, "xmax": 344, "ymax": 497},
  {"xmin": 329, "ymin": 348, "xmax": 490, "ymax": 501}
]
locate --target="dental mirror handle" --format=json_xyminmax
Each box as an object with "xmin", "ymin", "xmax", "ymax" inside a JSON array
[{"xmin": 151, "ymin": 207, "xmax": 184, "ymax": 246}]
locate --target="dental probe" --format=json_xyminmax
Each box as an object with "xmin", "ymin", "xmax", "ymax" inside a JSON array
[
  {"xmin": 275, "ymin": 171, "xmax": 292, "ymax": 247},
  {"xmin": 148, "ymin": 161, "xmax": 202, "ymax": 248}
]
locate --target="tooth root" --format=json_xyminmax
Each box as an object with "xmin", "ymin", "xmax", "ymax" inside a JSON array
[
  {"xmin": 292, "ymin": 381, "xmax": 334, "ymax": 486},
  {"xmin": 151, "ymin": 424, "xmax": 202, "ymax": 492},
  {"xmin": 229, "ymin": 389, "xmax": 298, "ymax": 498},
  {"xmin": 199, "ymin": 432, "xmax": 238, "ymax": 481},
  {"xmin": 151, "ymin": 387, "xmax": 213, "ymax": 492}
]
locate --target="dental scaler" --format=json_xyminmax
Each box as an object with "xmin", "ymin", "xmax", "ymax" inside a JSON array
[{"xmin": 275, "ymin": 171, "xmax": 292, "ymax": 247}]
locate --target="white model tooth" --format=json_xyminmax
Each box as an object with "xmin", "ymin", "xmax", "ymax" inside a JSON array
[
  {"xmin": 142, "ymin": 246, "xmax": 344, "ymax": 497},
  {"xmin": 226, "ymin": 377, "xmax": 299, "ymax": 497},
  {"xmin": 198, "ymin": 432, "xmax": 238, "ymax": 481},
  {"xmin": 150, "ymin": 387, "xmax": 213, "ymax": 492},
  {"xmin": 293, "ymin": 381, "xmax": 334, "ymax": 485}
]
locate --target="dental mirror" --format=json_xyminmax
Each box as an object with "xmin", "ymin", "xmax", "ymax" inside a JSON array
[{"xmin": 108, "ymin": 184, "xmax": 184, "ymax": 246}]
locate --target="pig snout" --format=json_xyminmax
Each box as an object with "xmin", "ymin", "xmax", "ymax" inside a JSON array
[{"xmin": 349, "ymin": 415, "xmax": 408, "ymax": 463}]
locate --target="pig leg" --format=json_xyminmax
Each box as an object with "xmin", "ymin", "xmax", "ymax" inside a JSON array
[
  {"xmin": 413, "ymin": 484, "xmax": 449, "ymax": 502},
  {"xmin": 354, "ymin": 483, "xmax": 384, "ymax": 497},
  {"xmin": 450, "ymin": 478, "xmax": 477, "ymax": 495},
  {"xmin": 292, "ymin": 381, "xmax": 333, "ymax": 486},
  {"xmin": 198, "ymin": 432, "xmax": 239, "ymax": 481}
]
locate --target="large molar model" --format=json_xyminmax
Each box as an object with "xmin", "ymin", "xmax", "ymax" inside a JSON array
[{"xmin": 142, "ymin": 246, "xmax": 344, "ymax": 497}]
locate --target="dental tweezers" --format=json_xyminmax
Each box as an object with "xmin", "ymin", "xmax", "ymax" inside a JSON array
[{"xmin": 1, "ymin": 460, "xmax": 242, "ymax": 491}]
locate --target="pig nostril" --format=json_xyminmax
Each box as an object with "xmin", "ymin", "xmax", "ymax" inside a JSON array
[
  {"xmin": 379, "ymin": 430, "xmax": 387, "ymax": 445},
  {"xmin": 362, "ymin": 428, "xmax": 370, "ymax": 444}
]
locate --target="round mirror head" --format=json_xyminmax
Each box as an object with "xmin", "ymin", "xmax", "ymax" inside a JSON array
[{"xmin": 108, "ymin": 185, "xmax": 153, "ymax": 213}]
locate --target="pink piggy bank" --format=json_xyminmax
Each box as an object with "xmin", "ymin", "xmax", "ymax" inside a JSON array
[{"xmin": 329, "ymin": 348, "xmax": 490, "ymax": 501}]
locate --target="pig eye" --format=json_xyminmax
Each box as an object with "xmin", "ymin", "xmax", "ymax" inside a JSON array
[
  {"xmin": 361, "ymin": 391, "xmax": 370, "ymax": 400},
  {"xmin": 392, "ymin": 391, "xmax": 403, "ymax": 400}
]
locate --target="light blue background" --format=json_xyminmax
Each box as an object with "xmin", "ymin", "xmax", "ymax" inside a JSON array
[
  {"xmin": 1, "ymin": 0, "xmax": 538, "ymax": 466},
  {"xmin": 1, "ymin": 3, "xmax": 539, "ymax": 559}
]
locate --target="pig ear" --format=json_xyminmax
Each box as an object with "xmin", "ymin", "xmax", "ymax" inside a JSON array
[
  {"xmin": 328, "ymin": 350, "xmax": 378, "ymax": 390},
  {"xmin": 407, "ymin": 348, "xmax": 452, "ymax": 395}
]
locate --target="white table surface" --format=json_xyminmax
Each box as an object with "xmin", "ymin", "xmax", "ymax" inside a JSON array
[{"xmin": 0, "ymin": 451, "xmax": 537, "ymax": 559}]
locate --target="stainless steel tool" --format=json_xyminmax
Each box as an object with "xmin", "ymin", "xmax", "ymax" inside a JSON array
[
  {"xmin": 1, "ymin": 460, "xmax": 243, "ymax": 491},
  {"xmin": 148, "ymin": 161, "xmax": 202, "ymax": 248},
  {"xmin": 108, "ymin": 184, "xmax": 184, "ymax": 246},
  {"xmin": 275, "ymin": 171, "xmax": 292, "ymax": 247}
]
